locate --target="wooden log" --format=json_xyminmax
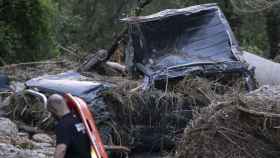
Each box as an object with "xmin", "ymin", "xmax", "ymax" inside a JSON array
[
  {"xmin": 105, "ymin": 61, "xmax": 127, "ymax": 73},
  {"xmin": 79, "ymin": 49, "xmax": 108, "ymax": 72}
]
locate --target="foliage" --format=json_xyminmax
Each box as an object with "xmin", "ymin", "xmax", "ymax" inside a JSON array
[
  {"xmin": 55, "ymin": 0, "xmax": 130, "ymax": 52},
  {"xmin": 0, "ymin": 0, "xmax": 278, "ymax": 63},
  {"xmin": 54, "ymin": 0, "xmax": 271, "ymax": 57},
  {"xmin": 0, "ymin": 0, "xmax": 57, "ymax": 64}
]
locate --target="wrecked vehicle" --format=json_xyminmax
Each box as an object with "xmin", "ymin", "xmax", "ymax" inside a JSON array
[{"xmin": 122, "ymin": 3, "xmax": 256, "ymax": 90}]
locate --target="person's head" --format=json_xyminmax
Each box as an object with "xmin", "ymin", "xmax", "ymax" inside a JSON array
[{"xmin": 47, "ymin": 94, "xmax": 70, "ymax": 120}]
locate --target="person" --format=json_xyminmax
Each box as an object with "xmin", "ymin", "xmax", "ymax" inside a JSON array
[{"xmin": 47, "ymin": 94, "xmax": 91, "ymax": 158}]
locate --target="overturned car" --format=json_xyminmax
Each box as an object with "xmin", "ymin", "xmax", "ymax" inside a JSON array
[{"xmin": 122, "ymin": 3, "xmax": 256, "ymax": 90}]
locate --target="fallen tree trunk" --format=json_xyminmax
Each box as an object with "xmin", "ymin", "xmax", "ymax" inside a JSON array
[
  {"xmin": 79, "ymin": 49, "xmax": 108, "ymax": 72},
  {"xmin": 105, "ymin": 61, "xmax": 126, "ymax": 73}
]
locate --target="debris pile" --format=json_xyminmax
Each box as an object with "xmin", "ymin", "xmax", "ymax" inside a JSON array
[
  {"xmin": 7, "ymin": 93, "xmax": 54, "ymax": 130},
  {"xmin": 102, "ymin": 76, "xmax": 246, "ymax": 154},
  {"xmin": 176, "ymin": 86, "xmax": 280, "ymax": 158},
  {"xmin": 1, "ymin": 58, "xmax": 280, "ymax": 158}
]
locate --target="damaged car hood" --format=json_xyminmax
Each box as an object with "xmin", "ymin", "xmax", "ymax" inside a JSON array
[
  {"xmin": 122, "ymin": 3, "xmax": 254, "ymax": 88},
  {"xmin": 25, "ymin": 71, "xmax": 108, "ymax": 103}
]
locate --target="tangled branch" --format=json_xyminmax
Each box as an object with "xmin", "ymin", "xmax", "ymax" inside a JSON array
[{"xmin": 230, "ymin": 0, "xmax": 280, "ymax": 13}]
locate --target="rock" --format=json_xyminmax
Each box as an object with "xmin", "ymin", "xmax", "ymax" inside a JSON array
[
  {"xmin": 0, "ymin": 136, "xmax": 12, "ymax": 144},
  {"xmin": 11, "ymin": 150, "xmax": 47, "ymax": 158},
  {"xmin": 34, "ymin": 147, "xmax": 55, "ymax": 157},
  {"xmin": 18, "ymin": 132, "xmax": 29, "ymax": 139},
  {"xmin": 0, "ymin": 143, "xmax": 19, "ymax": 158},
  {"xmin": 32, "ymin": 142, "xmax": 53, "ymax": 149},
  {"xmin": 32, "ymin": 133, "xmax": 53, "ymax": 144},
  {"xmin": 0, "ymin": 143, "xmax": 47, "ymax": 158},
  {"xmin": 0, "ymin": 117, "xmax": 18, "ymax": 137}
]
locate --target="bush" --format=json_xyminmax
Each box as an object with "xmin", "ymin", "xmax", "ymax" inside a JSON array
[{"xmin": 0, "ymin": 0, "xmax": 57, "ymax": 64}]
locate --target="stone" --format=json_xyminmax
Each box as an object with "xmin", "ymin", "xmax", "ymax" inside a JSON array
[
  {"xmin": 10, "ymin": 150, "xmax": 46, "ymax": 158},
  {"xmin": 0, "ymin": 117, "xmax": 18, "ymax": 137},
  {"xmin": 32, "ymin": 133, "xmax": 53, "ymax": 144},
  {"xmin": 32, "ymin": 141, "xmax": 53, "ymax": 149},
  {"xmin": 18, "ymin": 132, "xmax": 29, "ymax": 139},
  {"xmin": 0, "ymin": 143, "xmax": 49, "ymax": 158},
  {"xmin": 34, "ymin": 147, "xmax": 55, "ymax": 157},
  {"xmin": 0, "ymin": 143, "xmax": 19, "ymax": 158}
]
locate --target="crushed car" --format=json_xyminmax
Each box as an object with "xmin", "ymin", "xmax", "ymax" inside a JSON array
[{"xmin": 121, "ymin": 3, "xmax": 257, "ymax": 90}]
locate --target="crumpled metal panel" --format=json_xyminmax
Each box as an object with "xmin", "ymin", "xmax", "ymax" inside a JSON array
[
  {"xmin": 25, "ymin": 71, "xmax": 108, "ymax": 103},
  {"xmin": 122, "ymin": 3, "xmax": 254, "ymax": 89}
]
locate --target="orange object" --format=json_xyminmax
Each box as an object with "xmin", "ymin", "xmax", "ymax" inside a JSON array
[{"xmin": 64, "ymin": 93, "xmax": 109, "ymax": 158}]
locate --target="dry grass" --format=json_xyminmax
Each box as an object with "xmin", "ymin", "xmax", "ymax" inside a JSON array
[
  {"xmin": 176, "ymin": 85, "xmax": 280, "ymax": 158},
  {"xmin": 102, "ymin": 76, "xmax": 246, "ymax": 154}
]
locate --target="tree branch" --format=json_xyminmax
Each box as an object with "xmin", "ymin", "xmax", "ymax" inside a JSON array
[{"xmin": 105, "ymin": 0, "xmax": 154, "ymax": 60}]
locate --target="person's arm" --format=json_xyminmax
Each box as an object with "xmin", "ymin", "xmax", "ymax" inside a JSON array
[
  {"xmin": 54, "ymin": 144, "xmax": 67, "ymax": 158},
  {"xmin": 55, "ymin": 122, "xmax": 71, "ymax": 158}
]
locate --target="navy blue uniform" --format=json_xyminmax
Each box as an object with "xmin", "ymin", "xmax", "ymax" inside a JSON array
[{"xmin": 55, "ymin": 113, "xmax": 91, "ymax": 158}]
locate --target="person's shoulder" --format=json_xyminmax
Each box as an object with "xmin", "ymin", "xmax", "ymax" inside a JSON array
[{"xmin": 56, "ymin": 113, "xmax": 75, "ymax": 128}]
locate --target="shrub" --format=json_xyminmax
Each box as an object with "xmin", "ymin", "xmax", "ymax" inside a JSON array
[{"xmin": 0, "ymin": 0, "xmax": 57, "ymax": 64}]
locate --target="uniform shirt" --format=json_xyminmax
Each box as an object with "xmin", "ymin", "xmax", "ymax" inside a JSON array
[{"xmin": 55, "ymin": 112, "xmax": 91, "ymax": 158}]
